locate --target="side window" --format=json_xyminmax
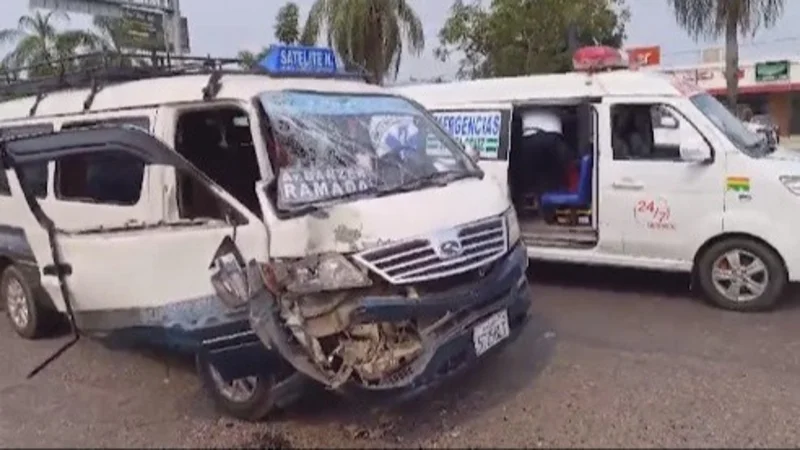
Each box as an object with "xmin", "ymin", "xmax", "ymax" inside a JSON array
[
  {"xmin": 431, "ymin": 109, "xmax": 511, "ymax": 160},
  {"xmin": 611, "ymin": 103, "xmax": 704, "ymax": 161},
  {"xmin": 55, "ymin": 150, "xmax": 145, "ymax": 205},
  {"xmin": 0, "ymin": 123, "xmax": 54, "ymax": 198}
]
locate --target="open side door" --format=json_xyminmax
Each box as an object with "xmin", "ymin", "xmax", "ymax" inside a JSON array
[
  {"xmin": 1, "ymin": 127, "xmax": 269, "ymax": 337},
  {"xmin": 428, "ymin": 103, "xmax": 513, "ymax": 197}
]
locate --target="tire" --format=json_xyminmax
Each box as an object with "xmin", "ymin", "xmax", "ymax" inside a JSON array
[
  {"xmin": 1, "ymin": 264, "xmax": 53, "ymax": 339},
  {"xmin": 196, "ymin": 352, "xmax": 278, "ymax": 422},
  {"xmin": 697, "ymin": 237, "xmax": 787, "ymax": 312}
]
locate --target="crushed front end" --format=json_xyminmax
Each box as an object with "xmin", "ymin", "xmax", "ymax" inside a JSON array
[{"xmin": 248, "ymin": 210, "xmax": 532, "ymax": 395}]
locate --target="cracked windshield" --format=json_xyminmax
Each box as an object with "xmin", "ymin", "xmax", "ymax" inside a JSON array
[{"xmin": 258, "ymin": 91, "xmax": 477, "ymax": 210}]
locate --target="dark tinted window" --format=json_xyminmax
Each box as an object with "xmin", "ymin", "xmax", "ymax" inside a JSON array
[
  {"xmin": 0, "ymin": 123, "xmax": 54, "ymax": 198},
  {"xmin": 17, "ymin": 163, "xmax": 49, "ymax": 198},
  {"xmin": 55, "ymin": 150, "xmax": 145, "ymax": 205}
]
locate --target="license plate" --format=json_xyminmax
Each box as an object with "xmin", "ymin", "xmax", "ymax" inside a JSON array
[{"xmin": 472, "ymin": 309, "xmax": 510, "ymax": 356}]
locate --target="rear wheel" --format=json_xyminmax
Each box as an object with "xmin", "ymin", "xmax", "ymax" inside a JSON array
[
  {"xmin": 1, "ymin": 264, "xmax": 55, "ymax": 339},
  {"xmin": 697, "ymin": 238, "xmax": 787, "ymax": 312},
  {"xmin": 196, "ymin": 352, "xmax": 279, "ymax": 422}
]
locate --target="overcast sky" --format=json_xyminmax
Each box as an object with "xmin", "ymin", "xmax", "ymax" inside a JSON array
[{"xmin": 2, "ymin": 0, "xmax": 800, "ymax": 80}]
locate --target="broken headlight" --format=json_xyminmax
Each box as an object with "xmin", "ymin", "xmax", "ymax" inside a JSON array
[
  {"xmin": 272, "ymin": 253, "xmax": 372, "ymax": 295},
  {"xmin": 504, "ymin": 207, "xmax": 520, "ymax": 248},
  {"xmin": 211, "ymin": 256, "xmax": 265, "ymax": 308}
]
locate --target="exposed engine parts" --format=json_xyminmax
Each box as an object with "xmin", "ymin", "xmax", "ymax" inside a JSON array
[{"xmin": 278, "ymin": 290, "xmax": 423, "ymax": 388}]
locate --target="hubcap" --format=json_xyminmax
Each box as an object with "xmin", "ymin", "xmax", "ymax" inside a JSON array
[
  {"xmin": 5, "ymin": 278, "xmax": 29, "ymax": 330},
  {"xmin": 711, "ymin": 249, "xmax": 769, "ymax": 303},
  {"xmin": 208, "ymin": 364, "xmax": 259, "ymax": 403}
]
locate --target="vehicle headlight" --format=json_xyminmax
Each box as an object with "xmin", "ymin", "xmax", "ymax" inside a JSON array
[
  {"xmin": 210, "ymin": 253, "xmax": 252, "ymax": 308},
  {"xmin": 272, "ymin": 253, "xmax": 372, "ymax": 295},
  {"xmin": 780, "ymin": 175, "xmax": 800, "ymax": 195},
  {"xmin": 504, "ymin": 207, "xmax": 521, "ymax": 248}
]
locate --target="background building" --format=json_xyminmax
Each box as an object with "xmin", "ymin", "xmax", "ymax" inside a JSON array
[
  {"xmin": 663, "ymin": 59, "xmax": 798, "ymax": 136},
  {"xmin": 627, "ymin": 45, "xmax": 799, "ymax": 137}
]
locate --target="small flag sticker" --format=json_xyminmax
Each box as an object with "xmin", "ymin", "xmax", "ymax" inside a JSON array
[{"xmin": 726, "ymin": 176, "xmax": 750, "ymax": 192}]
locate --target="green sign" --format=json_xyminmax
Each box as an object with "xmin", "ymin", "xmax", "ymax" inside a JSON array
[{"xmin": 755, "ymin": 60, "xmax": 790, "ymax": 82}]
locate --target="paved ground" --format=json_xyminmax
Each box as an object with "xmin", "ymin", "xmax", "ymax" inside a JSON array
[{"xmin": 3, "ymin": 264, "xmax": 800, "ymax": 448}]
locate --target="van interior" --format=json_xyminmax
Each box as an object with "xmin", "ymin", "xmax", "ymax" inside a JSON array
[
  {"xmin": 174, "ymin": 107, "xmax": 262, "ymax": 220},
  {"xmin": 507, "ymin": 103, "xmax": 598, "ymax": 249}
]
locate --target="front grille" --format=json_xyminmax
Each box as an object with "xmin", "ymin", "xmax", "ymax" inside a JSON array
[{"xmin": 353, "ymin": 216, "xmax": 507, "ymax": 284}]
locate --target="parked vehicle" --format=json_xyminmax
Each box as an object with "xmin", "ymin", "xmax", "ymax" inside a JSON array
[
  {"xmin": 396, "ymin": 45, "xmax": 799, "ymax": 313},
  {"xmin": 0, "ymin": 46, "xmax": 531, "ymax": 420}
]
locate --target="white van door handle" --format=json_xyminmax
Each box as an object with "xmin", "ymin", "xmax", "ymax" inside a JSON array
[{"xmin": 612, "ymin": 179, "xmax": 644, "ymax": 190}]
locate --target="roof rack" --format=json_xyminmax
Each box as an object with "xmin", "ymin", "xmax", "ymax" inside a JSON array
[
  {"xmin": 0, "ymin": 51, "xmax": 371, "ymax": 110},
  {"xmin": 1, "ymin": 52, "xmax": 241, "ymax": 100}
]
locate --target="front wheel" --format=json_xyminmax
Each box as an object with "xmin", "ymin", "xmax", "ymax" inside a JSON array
[
  {"xmin": 1, "ymin": 264, "xmax": 56, "ymax": 339},
  {"xmin": 697, "ymin": 238, "xmax": 787, "ymax": 312},
  {"xmin": 196, "ymin": 353, "xmax": 279, "ymax": 422}
]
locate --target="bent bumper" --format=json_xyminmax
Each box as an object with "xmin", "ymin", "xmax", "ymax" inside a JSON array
[
  {"xmin": 348, "ymin": 243, "xmax": 531, "ymax": 394},
  {"xmin": 248, "ymin": 242, "xmax": 532, "ymax": 392}
]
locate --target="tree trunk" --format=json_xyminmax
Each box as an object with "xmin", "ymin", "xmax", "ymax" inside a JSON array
[
  {"xmin": 371, "ymin": 5, "xmax": 384, "ymax": 85},
  {"xmin": 724, "ymin": 14, "xmax": 739, "ymax": 111}
]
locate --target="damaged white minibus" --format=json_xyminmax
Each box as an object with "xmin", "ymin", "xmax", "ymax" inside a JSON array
[{"xmin": 0, "ymin": 46, "xmax": 531, "ymax": 420}]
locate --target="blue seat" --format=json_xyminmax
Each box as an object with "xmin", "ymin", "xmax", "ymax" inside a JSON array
[{"xmin": 540, "ymin": 153, "xmax": 593, "ymax": 209}]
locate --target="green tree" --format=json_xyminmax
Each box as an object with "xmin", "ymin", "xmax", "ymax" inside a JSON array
[
  {"xmin": 0, "ymin": 11, "xmax": 98, "ymax": 77},
  {"xmin": 237, "ymin": 48, "xmax": 269, "ymax": 69},
  {"xmin": 238, "ymin": 1, "xmax": 318, "ymax": 70},
  {"xmin": 436, "ymin": 0, "xmax": 629, "ymax": 79},
  {"xmin": 668, "ymin": 0, "xmax": 784, "ymax": 109},
  {"xmin": 275, "ymin": 2, "xmax": 301, "ymax": 44},
  {"xmin": 300, "ymin": 0, "xmax": 425, "ymax": 84}
]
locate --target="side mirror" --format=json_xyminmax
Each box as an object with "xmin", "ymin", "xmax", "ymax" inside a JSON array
[
  {"xmin": 659, "ymin": 115, "xmax": 678, "ymax": 129},
  {"xmin": 680, "ymin": 136, "xmax": 712, "ymax": 163},
  {"xmin": 464, "ymin": 143, "xmax": 481, "ymax": 162}
]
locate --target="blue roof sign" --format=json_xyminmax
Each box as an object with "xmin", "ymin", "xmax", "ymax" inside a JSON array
[{"xmin": 259, "ymin": 45, "xmax": 338, "ymax": 75}]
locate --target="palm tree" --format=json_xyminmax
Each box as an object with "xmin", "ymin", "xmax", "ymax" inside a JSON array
[
  {"xmin": 237, "ymin": 2, "xmax": 314, "ymax": 70},
  {"xmin": 275, "ymin": 2, "xmax": 301, "ymax": 44},
  {"xmin": 668, "ymin": 0, "xmax": 785, "ymax": 109},
  {"xmin": 0, "ymin": 11, "xmax": 99, "ymax": 77},
  {"xmin": 300, "ymin": 0, "xmax": 425, "ymax": 84}
]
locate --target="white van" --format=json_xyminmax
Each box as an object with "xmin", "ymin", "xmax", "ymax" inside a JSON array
[
  {"xmin": 0, "ymin": 47, "xmax": 530, "ymax": 420},
  {"xmin": 395, "ymin": 45, "xmax": 799, "ymax": 313}
]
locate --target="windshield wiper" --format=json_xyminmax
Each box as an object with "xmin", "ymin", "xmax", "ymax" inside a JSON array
[{"xmin": 385, "ymin": 169, "xmax": 482, "ymax": 194}]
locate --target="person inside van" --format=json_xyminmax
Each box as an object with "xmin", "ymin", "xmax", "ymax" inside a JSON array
[
  {"xmin": 512, "ymin": 109, "xmax": 571, "ymax": 211},
  {"xmin": 612, "ymin": 106, "xmax": 651, "ymax": 159}
]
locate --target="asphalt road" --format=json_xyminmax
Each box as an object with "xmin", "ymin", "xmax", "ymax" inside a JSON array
[{"xmin": 3, "ymin": 263, "xmax": 800, "ymax": 448}]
